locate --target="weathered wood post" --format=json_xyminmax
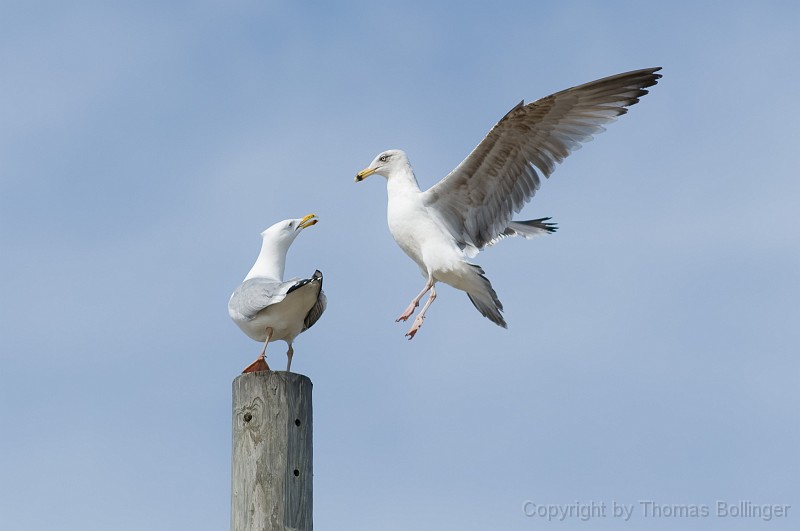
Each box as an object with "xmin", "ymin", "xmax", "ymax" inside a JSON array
[{"xmin": 231, "ymin": 371, "xmax": 313, "ymax": 531}]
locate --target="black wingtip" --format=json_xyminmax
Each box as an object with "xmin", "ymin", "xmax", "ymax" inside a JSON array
[{"xmin": 519, "ymin": 217, "xmax": 558, "ymax": 233}]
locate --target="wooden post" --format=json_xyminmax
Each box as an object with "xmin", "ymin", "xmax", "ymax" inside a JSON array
[{"xmin": 231, "ymin": 371, "xmax": 313, "ymax": 531}]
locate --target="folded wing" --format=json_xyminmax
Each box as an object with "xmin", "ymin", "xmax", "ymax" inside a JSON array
[{"xmin": 228, "ymin": 277, "xmax": 292, "ymax": 321}]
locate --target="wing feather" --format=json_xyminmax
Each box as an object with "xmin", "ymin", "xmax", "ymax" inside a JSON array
[
  {"xmin": 228, "ymin": 278, "xmax": 291, "ymax": 321},
  {"xmin": 302, "ymin": 270, "xmax": 326, "ymax": 331},
  {"xmin": 422, "ymin": 67, "xmax": 661, "ymax": 251}
]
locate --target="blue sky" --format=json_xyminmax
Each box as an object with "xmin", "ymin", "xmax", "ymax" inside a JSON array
[{"xmin": 1, "ymin": 1, "xmax": 798, "ymax": 530}]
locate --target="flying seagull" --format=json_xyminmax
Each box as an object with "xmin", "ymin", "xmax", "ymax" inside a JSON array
[
  {"xmin": 228, "ymin": 214, "xmax": 327, "ymax": 372},
  {"xmin": 355, "ymin": 67, "xmax": 661, "ymax": 339}
]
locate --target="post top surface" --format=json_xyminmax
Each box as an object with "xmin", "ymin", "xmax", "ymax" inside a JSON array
[{"xmin": 232, "ymin": 370, "xmax": 312, "ymax": 387}]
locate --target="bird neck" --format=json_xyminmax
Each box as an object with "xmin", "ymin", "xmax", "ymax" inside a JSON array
[
  {"xmin": 244, "ymin": 238, "xmax": 289, "ymax": 281},
  {"xmin": 386, "ymin": 164, "xmax": 421, "ymax": 195}
]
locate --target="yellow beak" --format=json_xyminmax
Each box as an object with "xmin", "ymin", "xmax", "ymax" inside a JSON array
[
  {"xmin": 355, "ymin": 167, "xmax": 376, "ymax": 182},
  {"xmin": 298, "ymin": 213, "xmax": 318, "ymax": 230}
]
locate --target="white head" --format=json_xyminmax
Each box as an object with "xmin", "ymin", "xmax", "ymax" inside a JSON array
[
  {"xmin": 355, "ymin": 149, "xmax": 410, "ymax": 182},
  {"xmin": 245, "ymin": 214, "xmax": 318, "ymax": 281},
  {"xmin": 260, "ymin": 213, "xmax": 319, "ymax": 248}
]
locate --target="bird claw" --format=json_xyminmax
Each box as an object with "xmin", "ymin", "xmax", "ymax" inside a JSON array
[
  {"xmin": 405, "ymin": 315, "xmax": 424, "ymax": 339},
  {"xmin": 396, "ymin": 302, "xmax": 418, "ymax": 322}
]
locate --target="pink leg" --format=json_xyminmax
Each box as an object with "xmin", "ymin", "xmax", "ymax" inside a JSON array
[
  {"xmin": 286, "ymin": 344, "xmax": 294, "ymax": 372},
  {"xmin": 396, "ymin": 277, "xmax": 434, "ymax": 322},
  {"xmin": 243, "ymin": 327, "xmax": 273, "ymax": 373},
  {"xmin": 406, "ymin": 284, "xmax": 437, "ymax": 339}
]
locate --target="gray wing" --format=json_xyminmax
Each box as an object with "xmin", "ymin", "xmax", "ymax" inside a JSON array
[
  {"xmin": 421, "ymin": 67, "xmax": 661, "ymax": 253},
  {"xmin": 228, "ymin": 277, "xmax": 291, "ymax": 321},
  {"xmin": 302, "ymin": 270, "xmax": 326, "ymax": 331}
]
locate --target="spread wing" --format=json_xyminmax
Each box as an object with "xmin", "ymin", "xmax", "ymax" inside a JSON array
[
  {"xmin": 421, "ymin": 67, "xmax": 661, "ymax": 253},
  {"xmin": 227, "ymin": 277, "xmax": 293, "ymax": 321}
]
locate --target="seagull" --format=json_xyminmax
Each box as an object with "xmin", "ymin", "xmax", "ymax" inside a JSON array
[
  {"xmin": 355, "ymin": 67, "xmax": 661, "ymax": 339},
  {"xmin": 228, "ymin": 214, "xmax": 327, "ymax": 372}
]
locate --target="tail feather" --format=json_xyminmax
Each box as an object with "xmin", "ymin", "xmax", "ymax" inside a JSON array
[{"xmin": 466, "ymin": 264, "xmax": 507, "ymax": 328}]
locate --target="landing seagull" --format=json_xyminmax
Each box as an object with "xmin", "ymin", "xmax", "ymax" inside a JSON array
[
  {"xmin": 355, "ymin": 67, "xmax": 661, "ymax": 339},
  {"xmin": 228, "ymin": 214, "xmax": 327, "ymax": 372}
]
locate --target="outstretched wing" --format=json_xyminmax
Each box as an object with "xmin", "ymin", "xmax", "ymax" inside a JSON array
[
  {"xmin": 228, "ymin": 277, "xmax": 292, "ymax": 321},
  {"xmin": 422, "ymin": 67, "xmax": 661, "ymax": 253}
]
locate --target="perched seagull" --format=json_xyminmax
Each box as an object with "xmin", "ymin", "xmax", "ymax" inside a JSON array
[
  {"xmin": 355, "ymin": 67, "xmax": 661, "ymax": 339},
  {"xmin": 228, "ymin": 214, "xmax": 327, "ymax": 372}
]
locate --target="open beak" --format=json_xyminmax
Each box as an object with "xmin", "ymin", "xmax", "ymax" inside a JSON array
[
  {"xmin": 297, "ymin": 213, "xmax": 318, "ymax": 230},
  {"xmin": 355, "ymin": 167, "xmax": 376, "ymax": 182}
]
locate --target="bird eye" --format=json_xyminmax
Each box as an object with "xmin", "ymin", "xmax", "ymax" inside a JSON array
[{"xmin": 379, "ymin": 154, "xmax": 389, "ymax": 162}]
